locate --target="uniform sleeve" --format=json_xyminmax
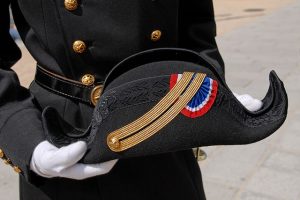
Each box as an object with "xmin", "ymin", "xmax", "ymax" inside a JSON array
[
  {"xmin": 178, "ymin": 0, "xmax": 225, "ymax": 79},
  {"xmin": 0, "ymin": 0, "xmax": 45, "ymax": 181}
]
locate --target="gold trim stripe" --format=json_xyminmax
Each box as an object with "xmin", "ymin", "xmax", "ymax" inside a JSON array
[
  {"xmin": 108, "ymin": 72, "xmax": 194, "ymax": 141},
  {"xmin": 107, "ymin": 73, "xmax": 206, "ymax": 152}
]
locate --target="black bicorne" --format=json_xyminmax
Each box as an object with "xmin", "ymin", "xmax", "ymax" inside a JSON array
[{"xmin": 42, "ymin": 48, "xmax": 288, "ymax": 163}]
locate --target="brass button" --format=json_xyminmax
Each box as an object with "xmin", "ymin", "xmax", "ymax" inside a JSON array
[
  {"xmin": 0, "ymin": 149, "xmax": 4, "ymax": 159},
  {"xmin": 109, "ymin": 137, "xmax": 120, "ymax": 149},
  {"xmin": 81, "ymin": 74, "xmax": 95, "ymax": 86},
  {"xmin": 4, "ymin": 158, "xmax": 11, "ymax": 165},
  {"xmin": 64, "ymin": 0, "xmax": 78, "ymax": 11},
  {"xmin": 151, "ymin": 30, "xmax": 162, "ymax": 41},
  {"xmin": 13, "ymin": 166, "xmax": 22, "ymax": 174},
  {"xmin": 91, "ymin": 85, "xmax": 103, "ymax": 106},
  {"xmin": 73, "ymin": 40, "xmax": 87, "ymax": 54}
]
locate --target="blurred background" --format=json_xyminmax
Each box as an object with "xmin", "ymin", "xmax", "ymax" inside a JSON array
[{"xmin": 1, "ymin": 0, "xmax": 300, "ymax": 199}]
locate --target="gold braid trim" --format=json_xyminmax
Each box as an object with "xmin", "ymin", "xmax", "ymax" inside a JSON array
[{"xmin": 107, "ymin": 73, "xmax": 206, "ymax": 152}]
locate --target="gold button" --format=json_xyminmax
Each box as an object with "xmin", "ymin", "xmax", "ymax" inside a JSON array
[
  {"xmin": 91, "ymin": 85, "xmax": 103, "ymax": 106},
  {"xmin": 73, "ymin": 40, "xmax": 87, "ymax": 54},
  {"xmin": 109, "ymin": 137, "xmax": 120, "ymax": 149},
  {"xmin": 81, "ymin": 74, "xmax": 95, "ymax": 86},
  {"xmin": 13, "ymin": 166, "xmax": 22, "ymax": 174},
  {"xmin": 64, "ymin": 0, "xmax": 78, "ymax": 11},
  {"xmin": 151, "ymin": 30, "xmax": 162, "ymax": 41},
  {"xmin": 0, "ymin": 149, "xmax": 4, "ymax": 159}
]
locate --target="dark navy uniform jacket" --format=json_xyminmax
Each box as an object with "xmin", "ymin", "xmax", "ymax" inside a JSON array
[{"xmin": 0, "ymin": 0, "xmax": 224, "ymax": 199}]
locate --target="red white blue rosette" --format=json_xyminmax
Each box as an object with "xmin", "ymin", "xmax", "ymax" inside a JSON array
[{"xmin": 170, "ymin": 74, "xmax": 218, "ymax": 118}]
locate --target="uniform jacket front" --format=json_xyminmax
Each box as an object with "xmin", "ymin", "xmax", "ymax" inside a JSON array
[{"xmin": 0, "ymin": 0, "xmax": 224, "ymax": 199}]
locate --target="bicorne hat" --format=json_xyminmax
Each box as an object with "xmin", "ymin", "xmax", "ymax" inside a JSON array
[{"xmin": 43, "ymin": 48, "xmax": 288, "ymax": 164}]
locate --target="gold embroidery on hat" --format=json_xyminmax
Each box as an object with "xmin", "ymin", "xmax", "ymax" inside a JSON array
[{"xmin": 107, "ymin": 72, "xmax": 206, "ymax": 152}]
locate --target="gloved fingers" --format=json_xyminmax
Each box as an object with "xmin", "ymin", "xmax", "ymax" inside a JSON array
[
  {"xmin": 246, "ymin": 99, "xmax": 263, "ymax": 112},
  {"xmin": 34, "ymin": 141, "xmax": 58, "ymax": 156},
  {"xmin": 45, "ymin": 141, "xmax": 87, "ymax": 171},
  {"xmin": 33, "ymin": 141, "xmax": 87, "ymax": 174},
  {"xmin": 31, "ymin": 141, "xmax": 117, "ymax": 179},
  {"xmin": 58, "ymin": 159, "xmax": 119, "ymax": 180},
  {"xmin": 30, "ymin": 151, "xmax": 55, "ymax": 178},
  {"xmin": 234, "ymin": 93, "xmax": 263, "ymax": 112}
]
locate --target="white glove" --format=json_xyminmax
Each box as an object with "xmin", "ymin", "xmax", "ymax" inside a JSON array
[
  {"xmin": 30, "ymin": 141, "xmax": 118, "ymax": 180},
  {"xmin": 234, "ymin": 93, "xmax": 263, "ymax": 112}
]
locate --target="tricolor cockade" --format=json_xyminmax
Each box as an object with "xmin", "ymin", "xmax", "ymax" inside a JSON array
[{"xmin": 170, "ymin": 74, "xmax": 218, "ymax": 118}]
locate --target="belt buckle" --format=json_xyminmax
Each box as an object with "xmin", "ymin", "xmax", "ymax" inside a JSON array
[{"xmin": 91, "ymin": 85, "xmax": 103, "ymax": 106}]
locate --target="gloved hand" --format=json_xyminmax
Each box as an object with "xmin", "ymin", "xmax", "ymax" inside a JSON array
[
  {"xmin": 233, "ymin": 93, "xmax": 263, "ymax": 112},
  {"xmin": 30, "ymin": 141, "xmax": 118, "ymax": 180}
]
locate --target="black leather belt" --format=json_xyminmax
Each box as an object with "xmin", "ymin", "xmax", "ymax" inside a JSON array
[{"xmin": 34, "ymin": 65, "xmax": 103, "ymax": 106}]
